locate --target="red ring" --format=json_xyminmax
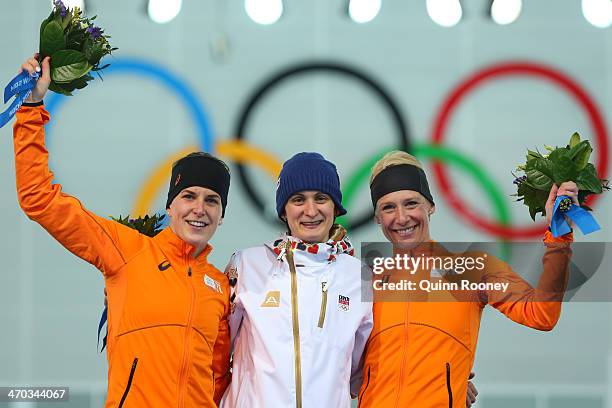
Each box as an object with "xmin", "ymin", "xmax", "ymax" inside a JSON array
[{"xmin": 431, "ymin": 61, "xmax": 609, "ymax": 239}]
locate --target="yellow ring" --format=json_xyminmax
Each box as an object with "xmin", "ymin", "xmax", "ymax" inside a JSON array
[{"xmin": 132, "ymin": 140, "xmax": 283, "ymax": 216}]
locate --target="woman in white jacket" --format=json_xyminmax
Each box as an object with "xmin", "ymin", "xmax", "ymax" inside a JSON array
[{"xmin": 221, "ymin": 152, "xmax": 373, "ymax": 408}]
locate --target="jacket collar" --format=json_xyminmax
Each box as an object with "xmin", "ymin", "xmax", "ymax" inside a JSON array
[{"xmin": 154, "ymin": 227, "xmax": 212, "ymax": 267}]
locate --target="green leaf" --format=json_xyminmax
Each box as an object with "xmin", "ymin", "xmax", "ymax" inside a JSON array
[
  {"xmin": 535, "ymin": 188, "xmax": 550, "ymax": 210},
  {"xmin": 552, "ymin": 155, "xmax": 578, "ymax": 184},
  {"xmin": 516, "ymin": 181, "xmax": 529, "ymax": 197},
  {"xmin": 50, "ymin": 50, "xmax": 92, "ymax": 83},
  {"xmin": 576, "ymin": 164, "xmax": 603, "ymax": 194},
  {"xmin": 568, "ymin": 140, "xmax": 592, "ymax": 171},
  {"xmin": 85, "ymin": 41, "xmax": 107, "ymax": 64},
  {"xmin": 517, "ymin": 183, "xmax": 542, "ymax": 221},
  {"xmin": 547, "ymin": 146, "xmax": 570, "ymax": 163},
  {"xmin": 577, "ymin": 190, "xmax": 591, "ymax": 206},
  {"xmin": 526, "ymin": 149, "xmax": 543, "ymax": 162},
  {"xmin": 531, "ymin": 157, "xmax": 554, "ymax": 178},
  {"xmin": 39, "ymin": 11, "xmax": 55, "ymax": 52},
  {"xmin": 569, "ymin": 132, "xmax": 581, "ymax": 148},
  {"xmin": 60, "ymin": 12, "xmax": 72, "ymax": 30},
  {"xmin": 528, "ymin": 206, "xmax": 537, "ymax": 221},
  {"xmin": 66, "ymin": 28, "xmax": 87, "ymax": 50},
  {"xmin": 48, "ymin": 81, "xmax": 73, "ymax": 96},
  {"xmin": 525, "ymin": 166, "xmax": 554, "ymax": 191},
  {"xmin": 40, "ymin": 21, "xmax": 65, "ymax": 58},
  {"xmin": 57, "ymin": 74, "xmax": 94, "ymax": 93}
]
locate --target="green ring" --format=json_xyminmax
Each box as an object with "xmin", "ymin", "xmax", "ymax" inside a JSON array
[{"xmin": 338, "ymin": 144, "xmax": 512, "ymax": 260}]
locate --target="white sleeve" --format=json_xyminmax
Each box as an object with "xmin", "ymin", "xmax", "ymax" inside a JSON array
[
  {"xmin": 350, "ymin": 300, "xmax": 373, "ymax": 398},
  {"xmin": 224, "ymin": 251, "xmax": 244, "ymax": 346}
]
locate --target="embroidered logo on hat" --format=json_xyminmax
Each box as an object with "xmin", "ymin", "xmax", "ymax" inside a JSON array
[
  {"xmin": 338, "ymin": 295, "xmax": 350, "ymax": 312},
  {"xmin": 261, "ymin": 291, "xmax": 281, "ymax": 307},
  {"xmin": 204, "ymin": 274, "xmax": 222, "ymax": 293},
  {"xmin": 175, "ymin": 173, "xmax": 181, "ymax": 186}
]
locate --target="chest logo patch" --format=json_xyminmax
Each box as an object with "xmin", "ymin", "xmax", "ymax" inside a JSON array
[
  {"xmin": 204, "ymin": 274, "xmax": 223, "ymax": 294},
  {"xmin": 261, "ymin": 291, "xmax": 281, "ymax": 307},
  {"xmin": 338, "ymin": 295, "xmax": 350, "ymax": 312}
]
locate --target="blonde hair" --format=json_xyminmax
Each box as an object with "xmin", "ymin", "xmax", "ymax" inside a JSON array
[{"xmin": 369, "ymin": 150, "xmax": 424, "ymax": 185}]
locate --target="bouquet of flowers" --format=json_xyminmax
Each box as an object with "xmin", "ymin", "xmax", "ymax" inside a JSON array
[
  {"xmin": 111, "ymin": 214, "xmax": 166, "ymax": 237},
  {"xmin": 513, "ymin": 132, "xmax": 609, "ymax": 221},
  {"xmin": 39, "ymin": 0, "xmax": 117, "ymax": 95}
]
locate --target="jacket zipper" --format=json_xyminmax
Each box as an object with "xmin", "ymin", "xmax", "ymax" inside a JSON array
[
  {"xmin": 177, "ymin": 263, "xmax": 196, "ymax": 408},
  {"xmin": 358, "ymin": 366, "xmax": 371, "ymax": 405},
  {"xmin": 446, "ymin": 362, "xmax": 453, "ymax": 408},
  {"xmin": 286, "ymin": 244, "xmax": 303, "ymax": 408},
  {"xmin": 317, "ymin": 280, "xmax": 328, "ymax": 328},
  {"xmin": 393, "ymin": 302, "xmax": 410, "ymax": 408},
  {"xmin": 118, "ymin": 357, "xmax": 138, "ymax": 408}
]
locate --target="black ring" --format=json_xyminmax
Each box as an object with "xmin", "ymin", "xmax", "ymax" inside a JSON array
[{"xmin": 233, "ymin": 61, "xmax": 413, "ymax": 232}]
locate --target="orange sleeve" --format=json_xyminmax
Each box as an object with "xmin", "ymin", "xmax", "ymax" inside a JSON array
[
  {"xmin": 212, "ymin": 281, "xmax": 232, "ymax": 404},
  {"xmin": 13, "ymin": 105, "xmax": 134, "ymax": 276},
  {"xmin": 482, "ymin": 233, "xmax": 572, "ymax": 331}
]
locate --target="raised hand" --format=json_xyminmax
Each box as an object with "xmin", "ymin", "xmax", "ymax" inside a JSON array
[
  {"xmin": 545, "ymin": 181, "xmax": 579, "ymax": 227},
  {"xmin": 21, "ymin": 54, "xmax": 51, "ymax": 103}
]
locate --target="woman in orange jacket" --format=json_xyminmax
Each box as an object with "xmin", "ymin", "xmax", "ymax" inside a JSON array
[
  {"xmin": 358, "ymin": 151, "xmax": 576, "ymax": 408},
  {"xmin": 14, "ymin": 55, "xmax": 231, "ymax": 407}
]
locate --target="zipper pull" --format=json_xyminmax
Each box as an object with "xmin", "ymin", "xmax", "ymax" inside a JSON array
[
  {"xmin": 321, "ymin": 280, "xmax": 329, "ymax": 293},
  {"xmin": 187, "ymin": 266, "xmax": 192, "ymax": 277}
]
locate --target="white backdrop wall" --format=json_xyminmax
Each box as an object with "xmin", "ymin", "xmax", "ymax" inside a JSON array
[{"xmin": 0, "ymin": 1, "xmax": 611, "ymax": 407}]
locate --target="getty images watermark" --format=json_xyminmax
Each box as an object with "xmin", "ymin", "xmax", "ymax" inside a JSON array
[{"xmin": 360, "ymin": 241, "xmax": 612, "ymax": 302}]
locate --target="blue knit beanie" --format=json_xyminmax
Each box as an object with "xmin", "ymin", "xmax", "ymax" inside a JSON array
[{"xmin": 275, "ymin": 152, "xmax": 347, "ymax": 218}]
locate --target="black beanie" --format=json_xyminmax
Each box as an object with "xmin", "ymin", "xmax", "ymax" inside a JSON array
[{"xmin": 166, "ymin": 153, "xmax": 231, "ymax": 217}]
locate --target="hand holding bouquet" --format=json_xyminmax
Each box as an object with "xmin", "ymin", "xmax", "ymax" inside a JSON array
[
  {"xmin": 0, "ymin": 1, "xmax": 116, "ymax": 127},
  {"xmin": 514, "ymin": 132, "xmax": 609, "ymax": 236},
  {"xmin": 40, "ymin": 0, "xmax": 117, "ymax": 95}
]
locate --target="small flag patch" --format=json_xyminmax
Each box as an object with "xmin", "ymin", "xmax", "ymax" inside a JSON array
[{"xmin": 338, "ymin": 295, "xmax": 350, "ymax": 312}]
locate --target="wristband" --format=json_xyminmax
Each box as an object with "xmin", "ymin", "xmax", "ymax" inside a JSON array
[{"xmin": 22, "ymin": 101, "xmax": 44, "ymax": 107}]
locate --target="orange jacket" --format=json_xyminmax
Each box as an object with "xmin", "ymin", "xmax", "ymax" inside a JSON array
[
  {"xmin": 14, "ymin": 105, "xmax": 231, "ymax": 407},
  {"xmin": 359, "ymin": 235, "xmax": 572, "ymax": 408}
]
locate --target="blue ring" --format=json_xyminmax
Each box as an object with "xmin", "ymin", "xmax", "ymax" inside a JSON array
[{"xmin": 46, "ymin": 57, "xmax": 214, "ymax": 152}]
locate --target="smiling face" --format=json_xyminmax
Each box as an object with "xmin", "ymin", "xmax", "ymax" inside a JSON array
[
  {"xmin": 283, "ymin": 191, "xmax": 336, "ymax": 243},
  {"xmin": 375, "ymin": 189, "xmax": 434, "ymax": 249},
  {"xmin": 167, "ymin": 186, "xmax": 223, "ymax": 256}
]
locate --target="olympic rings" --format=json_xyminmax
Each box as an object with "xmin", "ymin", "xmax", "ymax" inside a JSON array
[
  {"xmin": 431, "ymin": 62, "xmax": 610, "ymax": 239},
  {"xmin": 233, "ymin": 62, "xmax": 413, "ymax": 232},
  {"xmin": 132, "ymin": 141, "xmax": 283, "ymax": 216},
  {"xmin": 41, "ymin": 57, "xmax": 609, "ymax": 241},
  {"xmin": 45, "ymin": 58, "xmax": 216, "ymax": 153},
  {"xmin": 340, "ymin": 145, "xmax": 512, "ymax": 260}
]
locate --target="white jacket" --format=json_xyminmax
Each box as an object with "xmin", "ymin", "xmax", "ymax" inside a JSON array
[{"xmin": 221, "ymin": 233, "xmax": 373, "ymax": 408}]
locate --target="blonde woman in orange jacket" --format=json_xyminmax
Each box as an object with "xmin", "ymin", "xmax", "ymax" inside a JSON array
[
  {"xmin": 358, "ymin": 151, "xmax": 575, "ymax": 408},
  {"xmin": 13, "ymin": 55, "xmax": 231, "ymax": 407}
]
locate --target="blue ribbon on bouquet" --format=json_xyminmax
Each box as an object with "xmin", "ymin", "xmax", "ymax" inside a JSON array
[
  {"xmin": 550, "ymin": 195, "xmax": 601, "ymax": 237},
  {"xmin": 0, "ymin": 70, "xmax": 40, "ymax": 128}
]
